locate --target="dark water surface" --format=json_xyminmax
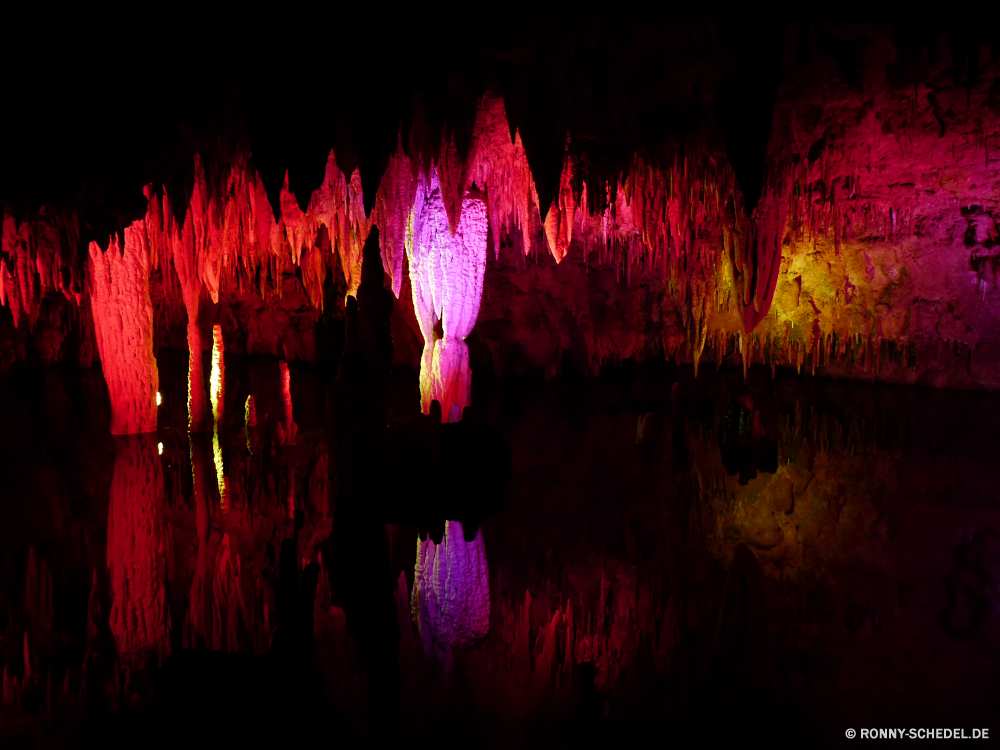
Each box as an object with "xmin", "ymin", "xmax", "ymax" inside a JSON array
[{"xmin": 1, "ymin": 353, "xmax": 999, "ymax": 747}]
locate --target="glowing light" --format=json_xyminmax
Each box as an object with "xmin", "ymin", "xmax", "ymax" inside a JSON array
[
  {"xmin": 157, "ymin": 442, "xmax": 163, "ymax": 455},
  {"xmin": 213, "ymin": 425, "xmax": 229, "ymax": 513},
  {"xmin": 407, "ymin": 168, "xmax": 487, "ymax": 422},
  {"xmin": 155, "ymin": 391, "xmax": 162, "ymax": 406},
  {"xmin": 210, "ymin": 325, "xmax": 225, "ymax": 422}
]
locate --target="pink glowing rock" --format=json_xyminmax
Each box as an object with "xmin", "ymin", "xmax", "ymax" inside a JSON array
[
  {"xmin": 107, "ymin": 434, "xmax": 170, "ymax": 666},
  {"xmin": 408, "ymin": 169, "xmax": 488, "ymax": 422},
  {"xmin": 410, "ymin": 521, "xmax": 490, "ymax": 663},
  {"xmin": 88, "ymin": 221, "xmax": 159, "ymax": 435},
  {"xmin": 275, "ymin": 360, "xmax": 298, "ymax": 446}
]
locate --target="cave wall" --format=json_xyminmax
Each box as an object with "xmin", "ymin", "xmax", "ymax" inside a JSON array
[{"xmin": 4, "ymin": 24, "xmax": 1000, "ymax": 391}]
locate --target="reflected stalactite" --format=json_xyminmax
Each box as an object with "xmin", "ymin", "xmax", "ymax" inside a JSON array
[
  {"xmin": 184, "ymin": 435, "xmax": 212, "ymax": 649},
  {"xmin": 245, "ymin": 395, "xmax": 257, "ymax": 428},
  {"xmin": 411, "ymin": 521, "xmax": 490, "ymax": 665},
  {"xmin": 213, "ymin": 425, "xmax": 229, "ymax": 515},
  {"xmin": 88, "ymin": 222, "xmax": 158, "ymax": 435},
  {"xmin": 275, "ymin": 361, "xmax": 297, "ymax": 446},
  {"xmin": 210, "ymin": 534, "xmax": 247, "ymax": 653},
  {"xmin": 106, "ymin": 434, "xmax": 169, "ymax": 666}
]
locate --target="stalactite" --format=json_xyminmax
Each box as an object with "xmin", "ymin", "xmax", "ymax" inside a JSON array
[
  {"xmin": 245, "ymin": 395, "xmax": 257, "ymax": 428},
  {"xmin": 88, "ymin": 222, "xmax": 159, "ymax": 435},
  {"xmin": 407, "ymin": 168, "xmax": 488, "ymax": 422},
  {"xmin": 106, "ymin": 434, "xmax": 169, "ymax": 666},
  {"xmin": 1, "ymin": 87, "xmax": 976, "ymax": 386},
  {"xmin": 168, "ymin": 191, "xmax": 208, "ymax": 433}
]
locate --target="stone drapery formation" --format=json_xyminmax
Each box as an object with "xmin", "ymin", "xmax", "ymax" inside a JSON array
[
  {"xmin": 407, "ymin": 169, "xmax": 488, "ymax": 422},
  {"xmin": 165, "ymin": 180, "xmax": 209, "ymax": 434},
  {"xmin": 106, "ymin": 434, "xmax": 170, "ymax": 666},
  {"xmin": 88, "ymin": 222, "xmax": 159, "ymax": 435},
  {"xmin": 410, "ymin": 521, "xmax": 490, "ymax": 663}
]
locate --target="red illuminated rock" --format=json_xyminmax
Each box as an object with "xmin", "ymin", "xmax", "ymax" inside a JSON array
[
  {"xmin": 88, "ymin": 222, "xmax": 159, "ymax": 435},
  {"xmin": 168, "ymin": 186, "xmax": 209, "ymax": 433},
  {"xmin": 106, "ymin": 434, "xmax": 169, "ymax": 666},
  {"xmin": 210, "ymin": 325, "xmax": 225, "ymax": 423}
]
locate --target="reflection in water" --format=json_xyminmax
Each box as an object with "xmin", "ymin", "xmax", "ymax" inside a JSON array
[
  {"xmin": 184, "ymin": 435, "xmax": 211, "ymax": 650},
  {"xmin": 2, "ymin": 360, "xmax": 1000, "ymax": 743},
  {"xmin": 213, "ymin": 425, "xmax": 229, "ymax": 514},
  {"xmin": 107, "ymin": 433, "xmax": 170, "ymax": 666},
  {"xmin": 411, "ymin": 521, "xmax": 490, "ymax": 664},
  {"xmin": 7, "ymin": 242, "xmax": 1000, "ymax": 743}
]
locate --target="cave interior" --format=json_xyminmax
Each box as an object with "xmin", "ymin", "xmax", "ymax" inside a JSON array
[{"xmin": 1, "ymin": 13, "xmax": 999, "ymax": 747}]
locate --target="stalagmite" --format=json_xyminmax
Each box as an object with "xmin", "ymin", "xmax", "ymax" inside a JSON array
[
  {"xmin": 407, "ymin": 169, "xmax": 488, "ymax": 422},
  {"xmin": 410, "ymin": 521, "xmax": 490, "ymax": 664},
  {"xmin": 88, "ymin": 222, "xmax": 159, "ymax": 435},
  {"xmin": 210, "ymin": 325, "xmax": 225, "ymax": 423},
  {"xmin": 106, "ymin": 434, "xmax": 170, "ymax": 666},
  {"xmin": 275, "ymin": 361, "xmax": 297, "ymax": 446}
]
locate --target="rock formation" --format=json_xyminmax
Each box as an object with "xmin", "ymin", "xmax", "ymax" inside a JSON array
[
  {"xmin": 88, "ymin": 223, "xmax": 158, "ymax": 435},
  {"xmin": 410, "ymin": 521, "xmax": 490, "ymax": 663},
  {"xmin": 210, "ymin": 324, "xmax": 225, "ymax": 423},
  {"xmin": 166, "ymin": 181, "xmax": 209, "ymax": 434},
  {"xmin": 275, "ymin": 361, "xmax": 297, "ymax": 446},
  {"xmin": 407, "ymin": 169, "xmax": 488, "ymax": 422},
  {"xmin": 106, "ymin": 434, "xmax": 169, "ymax": 666}
]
